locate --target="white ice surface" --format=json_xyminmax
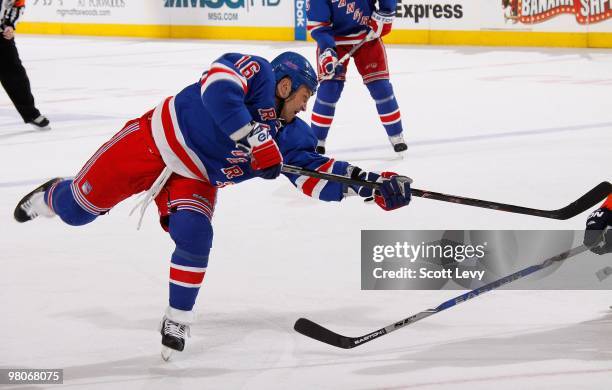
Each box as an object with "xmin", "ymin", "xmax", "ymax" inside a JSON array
[{"xmin": 1, "ymin": 36, "xmax": 611, "ymax": 390}]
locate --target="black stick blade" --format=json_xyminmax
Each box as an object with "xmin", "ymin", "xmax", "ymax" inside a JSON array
[
  {"xmin": 294, "ymin": 318, "xmax": 354, "ymax": 349},
  {"xmin": 555, "ymin": 181, "xmax": 611, "ymax": 220}
]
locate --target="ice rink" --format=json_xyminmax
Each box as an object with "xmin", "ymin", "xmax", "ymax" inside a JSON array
[{"xmin": 1, "ymin": 36, "xmax": 611, "ymax": 389}]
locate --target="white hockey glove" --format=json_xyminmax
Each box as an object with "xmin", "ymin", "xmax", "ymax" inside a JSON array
[
  {"xmin": 366, "ymin": 10, "xmax": 394, "ymax": 41},
  {"xmin": 318, "ymin": 48, "xmax": 343, "ymax": 80}
]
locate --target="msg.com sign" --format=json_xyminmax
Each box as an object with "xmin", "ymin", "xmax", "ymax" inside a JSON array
[
  {"xmin": 163, "ymin": 0, "xmax": 281, "ymax": 11},
  {"xmin": 163, "ymin": 0, "xmax": 287, "ymax": 25}
]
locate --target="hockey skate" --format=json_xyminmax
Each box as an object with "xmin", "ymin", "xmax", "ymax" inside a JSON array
[
  {"xmin": 27, "ymin": 115, "xmax": 51, "ymax": 131},
  {"xmin": 389, "ymin": 133, "xmax": 408, "ymax": 156},
  {"xmin": 159, "ymin": 308, "xmax": 193, "ymax": 361},
  {"xmin": 13, "ymin": 178, "xmax": 61, "ymax": 222}
]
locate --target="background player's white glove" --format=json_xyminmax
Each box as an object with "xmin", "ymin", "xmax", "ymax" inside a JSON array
[
  {"xmin": 318, "ymin": 48, "xmax": 341, "ymax": 79},
  {"xmin": 237, "ymin": 122, "xmax": 283, "ymax": 179},
  {"xmin": 366, "ymin": 10, "xmax": 394, "ymax": 41}
]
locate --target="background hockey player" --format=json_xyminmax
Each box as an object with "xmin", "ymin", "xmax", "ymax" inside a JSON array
[
  {"xmin": 0, "ymin": 0, "xmax": 49, "ymax": 129},
  {"xmin": 13, "ymin": 51, "xmax": 412, "ymax": 360},
  {"xmin": 307, "ymin": 0, "xmax": 407, "ymax": 155},
  {"xmin": 584, "ymin": 194, "xmax": 612, "ymax": 255}
]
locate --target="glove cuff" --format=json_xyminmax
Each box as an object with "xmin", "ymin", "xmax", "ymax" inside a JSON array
[
  {"xmin": 235, "ymin": 121, "xmax": 272, "ymax": 151},
  {"xmin": 343, "ymin": 165, "xmax": 380, "ymax": 198},
  {"xmin": 372, "ymin": 10, "xmax": 395, "ymax": 24}
]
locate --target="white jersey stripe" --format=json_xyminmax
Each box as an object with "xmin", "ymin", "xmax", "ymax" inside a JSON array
[
  {"xmin": 151, "ymin": 98, "xmax": 209, "ymax": 181},
  {"xmin": 201, "ymin": 72, "xmax": 246, "ymax": 96},
  {"xmin": 310, "ymin": 160, "xmax": 336, "ymax": 199},
  {"xmin": 170, "ymin": 280, "xmax": 202, "ymax": 288},
  {"xmin": 171, "ymin": 264, "xmax": 207, "ymax": 273},
  {"xmin": 295, "ymin": 175, "xmax": 309, "ymax": 192}
]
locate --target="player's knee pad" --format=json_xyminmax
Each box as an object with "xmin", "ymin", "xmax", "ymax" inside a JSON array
[
  {"xmin": 169, "ymin": 210, "xmax": 213, "ymax": 266},
  {"xmin": 50, "ymin": 180, "xmax": 98, "ymax": 226},
  {"xmin": 317, "ymin": 80, "xmax": 345, "ymax": 104},
  {"xmin": 366, "ymin": 79, "xmax": 394, "ymax": 100}
]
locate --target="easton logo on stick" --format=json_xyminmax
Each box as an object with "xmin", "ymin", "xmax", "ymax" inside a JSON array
[{"xmin": 353, "ymin": 330, "xmax": 386, "ymax": 345}]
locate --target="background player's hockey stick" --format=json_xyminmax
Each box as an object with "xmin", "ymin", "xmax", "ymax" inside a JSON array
[
  {"xmin": 338, "ymin": 37, "xmax": 368, "ymax": 64},
  {"xmin": 294, "ymin": 244, "xmax": 591, "ymax": 349},
  {"xmin": 320, "ymin": 37, "xmax": 369, "ymax": 81},
  {"xmin": 281, "ymin": 165, "xmax": 611, "ymax": 220}
]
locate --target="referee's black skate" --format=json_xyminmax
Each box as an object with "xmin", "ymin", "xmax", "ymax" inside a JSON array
[
  {"xmin": 27, "ymin": 115, "xmax": 51, "ymax": 131},
  {"xmin": 14, "ymin": 178, "xmax": 61, "ymax": 222}
]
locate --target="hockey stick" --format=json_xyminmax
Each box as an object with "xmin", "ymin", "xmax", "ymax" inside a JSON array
[
  {"xmin": 338, "ymin": 36, "xmax": 368, "ymax": 64},
  {"xmin": 320, "ymin": 37, "xmax": 369, "ymax": 81},
  {"xmin": 294, "ymin": 244, "xmax": 591, "ymax": 349},
  {"xmin": 281, "ymin": 165, "xmax": 611, "ymax": 220}
]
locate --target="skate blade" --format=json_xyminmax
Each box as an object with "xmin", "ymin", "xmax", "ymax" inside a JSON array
[
  {"xmin": 30, "ymin": 124, "xmax": 52, "ymax": 131},
  {"xmin": 161, "ymin": 346, "xmax": 174, "ymax": 362}
]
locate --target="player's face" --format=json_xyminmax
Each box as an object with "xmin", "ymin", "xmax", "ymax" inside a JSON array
[{"xmin": 280, "ymin": 85, "xmax": 313, "ymax": 123}]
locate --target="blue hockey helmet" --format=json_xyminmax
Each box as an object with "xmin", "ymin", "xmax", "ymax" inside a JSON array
[{"xmin": 271, "ymin": 51, "xmax": 318, "ymax": 94}]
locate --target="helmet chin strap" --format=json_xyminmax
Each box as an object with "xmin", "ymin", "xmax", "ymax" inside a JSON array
[
  {"xmin": 273, "ymin": 92, "xmax": 288, "ymax": 134},
  {"xmin": 275, "ymin": 92, "xmax": 285, "ymax": 119},
  {"xmin": 275, "ymin": 82, "xmax": 296, "ymax": 123}
]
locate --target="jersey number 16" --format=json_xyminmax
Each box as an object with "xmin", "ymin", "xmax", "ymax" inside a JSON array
[{"xmin": 235, "ymin": 56, "xmax": 261, "ymax": 80}]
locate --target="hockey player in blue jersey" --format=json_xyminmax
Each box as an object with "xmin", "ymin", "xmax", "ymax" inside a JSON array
[
  {"xmin": 13, "ymin": 51, "xmax": 412, "ymax": 360},
  {"xmin": 307, "ymin": 0, "xmax": 408, "ymax": 155}
]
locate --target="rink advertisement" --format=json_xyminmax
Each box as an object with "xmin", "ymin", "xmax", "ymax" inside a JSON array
[
  {"xmin": 163, "ymin": 0, "xmax": 289, "ymax": 27},
  {"xmin": 386, "ymin": 0, "xmax": 612, "ymax": 47},
  {"xmin": 19, "ymin": 0, "xmax": 295, "ymax": 40},
  {"xmin": 17, "ymin": 0, "xmax": 612, "ymax": 46},
  {"xmin": 361, "ymin": 230, "xmax": 611, "ymax": 290},
  {"xmin": 501, "ymin": 0, "xmax": 612, "ymax": 25},
  {"xmin": 294, "ymin": 0, "xmax": 306, "ymax": 40},
  {"xmin": 391, "ymin": 0, "xmax": 612, "ymax": 29}
]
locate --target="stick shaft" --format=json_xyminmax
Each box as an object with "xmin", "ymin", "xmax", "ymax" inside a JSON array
[
  {"xmin": 295, "ymin": 245, "xmax": 591, "ymax": 349},
  {"xmin": 385, "ymin": 245, "xmax": 590, "ymax": 335},
  {"xmin": 338, "ymin": 37, "xmax": 368, "ymax": 64},
  {"xmin": 281, "ymin": 164, "xmax": 611, "ymax": 220}
]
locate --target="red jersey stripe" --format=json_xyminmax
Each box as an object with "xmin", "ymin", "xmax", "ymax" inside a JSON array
[{"xmin": 301, "ymin": 159, "xmax": 335, "ymax": 197}]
